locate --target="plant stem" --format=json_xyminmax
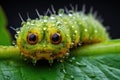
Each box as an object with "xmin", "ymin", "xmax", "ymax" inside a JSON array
[
  {"xmin": 71, "ymin": 39, "xmax": 120, "ymax": 56},
  {"xmin": 0, "ymin": 46, "xmax": 20, "ymax": 59},
  {"xmin": 0, "ymin": 39, "xmax": 120, "ymax": 59}
]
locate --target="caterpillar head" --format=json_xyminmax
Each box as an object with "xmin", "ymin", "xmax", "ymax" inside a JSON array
[{"xmin": 17, "ymin": 19, "xmax": 71, "ymax": 62}]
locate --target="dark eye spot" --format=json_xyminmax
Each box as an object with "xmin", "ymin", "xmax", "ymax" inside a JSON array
[
  {"xmin": 27, "ymin": 33, "xmax": 38, "ymax": 45},
  {"xmin": 51, "ymin": 33, "xmax": 62, "ymax": 44}
]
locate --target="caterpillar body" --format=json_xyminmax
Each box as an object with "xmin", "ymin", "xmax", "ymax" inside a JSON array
[{"xmin": 17, "ymin": 9, "xmax": 109, "ymax": 63}]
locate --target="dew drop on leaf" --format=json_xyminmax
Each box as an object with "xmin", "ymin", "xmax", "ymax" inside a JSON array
[
  {"xmin": 70, "ymin": 75, "xmax": 74, "ymax": 80},
  {"xmin": 71, "ymin": 57, "xmax": 76, "ymax": 61},
  {"xmin": 75, "ymin": 62, "xmax": 87, "ymax": 67}
]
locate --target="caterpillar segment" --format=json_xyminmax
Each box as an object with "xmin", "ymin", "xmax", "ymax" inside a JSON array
[{"xmin": 17, "ymin": 11, "xmax": 109, "ymax": 63}]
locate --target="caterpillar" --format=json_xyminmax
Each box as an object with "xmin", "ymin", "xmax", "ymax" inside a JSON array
[{"xmin": 16, "ymin": 9, "xmax": 109, "ymax": 63}]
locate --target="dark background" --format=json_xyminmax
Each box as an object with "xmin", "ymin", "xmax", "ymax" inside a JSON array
[{"xmin": 0, "ymin": 0, "xmax": 120, "ymax": 40}]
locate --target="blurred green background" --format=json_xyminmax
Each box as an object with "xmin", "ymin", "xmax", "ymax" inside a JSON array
[
  {"xmin": 0, "ymin": 0, "xmax": 120, "ymax": 40},
  {"xmin": 0, "ymin": 6, "xmax": 11, "ymax": 45}
]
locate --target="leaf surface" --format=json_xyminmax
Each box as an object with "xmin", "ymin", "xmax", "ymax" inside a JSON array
[{"xmin": 0, "ymin": 40, "xmax": 120, "ymax": 80}]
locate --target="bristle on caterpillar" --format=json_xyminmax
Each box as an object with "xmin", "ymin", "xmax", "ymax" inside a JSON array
[{"xmin": 16, "ymin": 6, "xmax": 109, "ymax": 64}]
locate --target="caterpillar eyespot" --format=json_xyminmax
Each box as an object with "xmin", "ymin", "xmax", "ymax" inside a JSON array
[
  {"xmin": 27, "ymin": 33, "xmax": 38, "ymax": 45},
  {"xmin": 16, "ymin": 8, "xmax": 109, "ymax": 64},
  {"xmin": 51, "ymin": 33, "xmax": 62, "ymax": 44}
]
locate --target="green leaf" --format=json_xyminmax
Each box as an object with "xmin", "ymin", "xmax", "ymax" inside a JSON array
[
  {"xmin": 0, "ymin": 6, "xmax": 11, "ymax": 45},
  {"xmin": 0, "ymin": 40, "xmax": 120, "ymax": 80}
]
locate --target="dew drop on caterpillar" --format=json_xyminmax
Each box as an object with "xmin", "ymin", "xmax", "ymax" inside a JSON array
[{"xmin": 16, "ymin": 7, "xmax": 109, "ymax": 64}]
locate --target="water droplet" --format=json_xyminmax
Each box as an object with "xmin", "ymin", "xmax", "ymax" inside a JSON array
[
  {"xmin": 68, "ymin": 13, "xmax": 72, "ymax": 17},
  {"xmin": 62, "ymin": 68, "xmax": 66, "ymax": 74},
  {"xmin": 49, "ymin": 59, "xmax": 53, "ymax": 64},
  {"xmin": 60, "ymin": 59, "xmax": 64, "ymax": 63},
  {"xmin": 32, "ymin": 59, "xmax": 37, "ymax": 65},
  {"xmin": 76, "ymin": 62, "xmax": 81, "ymax": 65},
  {"xmin": 71, "ymin": 57, "xmax": 76, "ymax": 60},
  {"xmin": 69, "ymin": 10, "xmax": 74, "ymax": 14},
  {"xmin": 16, "ymin": 31, "xmax": 20, "ymax": 34},
  {"xmin": 71, "ymin": 26, "xmax": 74, "ymax": 28},
  {"xmin": 27, "ymin": 18, "xmax": 31, "ymax": 21},
  {"xmin": 4, "ymin": 75, "xmax": 10, "ymax": 80},
  {"xmin": 15, "ymin": 34, "xmax": 18, "ymax": 39},
  {"xmin": 23, "ymin": 58, "xmax": 27, "ymax": 61},
  {"xmin": 75, "ymin": 62, "xmax": 87, "ymax": 67},
  {"xmin": 68, "ymin": 56, "xmax": 76, "ymax": 63},
  {"xmin": 84, "ymin": 29, "xmax": 88, "ymax": 32},
  {"xmin": 58, "ymin": 9, "xmax": 64, "ymax": 15},
  {"xmin": 50, "ymin": 16, "xmax": 55, "ymax": 20},
  {"xmin": 78, "ymin": 43, "xmax": 81, "ymax": 46},
  {"xmin": 57, "ymin": 26, "xmax": 61, "ymax": 29},
  {"xmin": 65, "ymin": 53, "xmax": 70, "ymax": 58},
  {"xmin": 57, "ymin": 57, "xmax": 64, "ymax": 63},
  {"xmin": 30, "ymin": 23, "xmax": 34, "ymax": 25},
  {"xmin": 26, "ymin": 21, "xmax": 30, "ymax": 25},
  {"xmin": 16, "ymin": 28, "xmax": 20, "ymax": 32},
  {"xmin": 66, "ymin": 53, "xmax": 70, "ymax": 57},
  {"xmin": 21, "ymin": 52, "xmax": 24, "ymax": 55},
  {"xmin": 68, "ymin": 59, "xmax": 73, "ymax": 63},
  {"xmin": 50, "ymin": 53, "xmax": 53, "ymax": 56},
  {"xmin": 94, "ymin": 30, "xmax": 98, "ymax": 33},
  {"xmin": 70, "ymin": 75, "xmax": 74, "ymax": 80},
  {"xmin": 56, "ymin": 21, "xmax": 61, "ymax": 25},
  {"xmin": 60, "ymin": 66, "xmax": 66, "ymax": 74},
  {"xmin": 12, "ymin": 41, "xmax": 16, "ymax": 45},
  {"xmin": 44, "ymin": 20, "xmax": 47, "ymax": 22},
  {"xmin": 43, "ymin": 27, "xmax": 47, "ymax": 30},
  {"xmin": 74, "ymin": 30, "xmax": 77, "ymax": 33},
  {"xmin": 43, "ymin": 45, "xmax": 46, "ymax": 47},
  {"xmin": 58, "ymin": 14, "xmax": 63, "ymax": 16},
  {"xmin": 73, "ymin": 34, "xmax": 76, "ymax": 37},
  {"xmin": 70, "ymin": 42, "xmax": 74, "ymax": 48},
  {"xmin": 66, "ymin": 34, "xmax": 69, "ymax": 37}
]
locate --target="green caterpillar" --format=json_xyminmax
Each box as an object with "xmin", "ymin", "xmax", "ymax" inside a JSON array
[{"xmin": 16, "ymin": 9, "xmax": 109, "ymax": 63}]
